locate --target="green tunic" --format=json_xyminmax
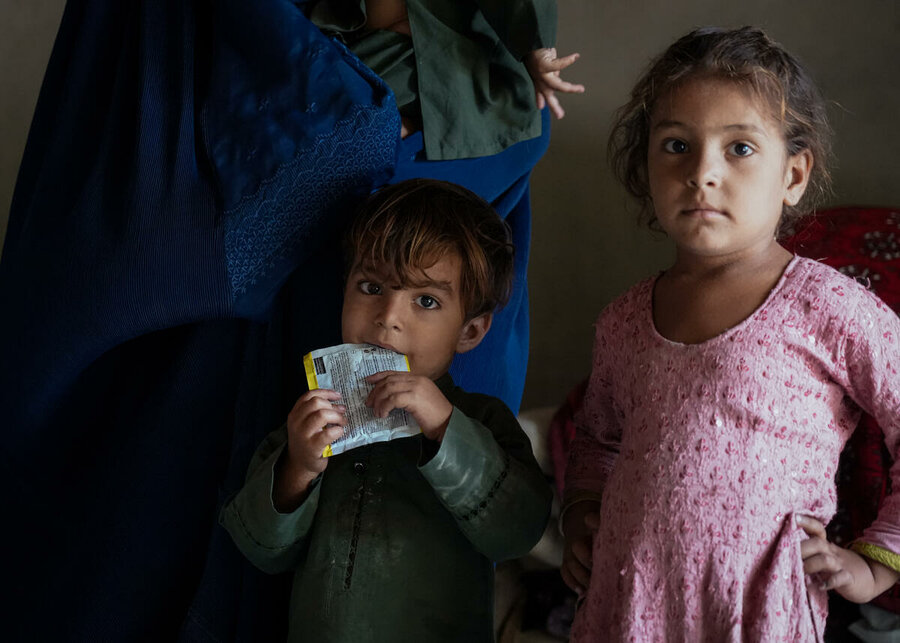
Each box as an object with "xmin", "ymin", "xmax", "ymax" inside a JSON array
[
  {"xmin": 307, "ymin": 0, "xmax": 557, "ymax": 160},
  {"xmin": 220, "ymin": 375, "xmax": 552, "ymax": 642}
]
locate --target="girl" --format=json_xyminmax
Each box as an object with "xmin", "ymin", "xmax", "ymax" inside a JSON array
[{"xmin": 561, "ymin": 26, "xmax": 900, "ymax": 641}]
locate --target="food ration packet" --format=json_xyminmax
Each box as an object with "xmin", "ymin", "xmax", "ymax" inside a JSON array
[{"xmin": 303, "ymin": 343, "xmax": 421, "ymax": 456}]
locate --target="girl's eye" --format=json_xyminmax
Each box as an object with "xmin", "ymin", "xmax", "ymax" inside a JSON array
[
  {"xmin": 730, "ymin": 142, "xmax": 754, "ymax": 157},
  {"xmin": 415, "ymin": 295, "xmax": 440, "ymax": 310},
  {"xmin": 359, "ymin": 281, "xmax": 381, "ymax": 295},
  {"xmin": 663, "ymin": 139, "xmax": 688, "ymax": 154}
]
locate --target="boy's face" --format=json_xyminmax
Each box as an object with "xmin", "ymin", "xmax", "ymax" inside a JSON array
[{"xmin": 341, "ymin": 252, "xmax": 489, "ymax": 381}]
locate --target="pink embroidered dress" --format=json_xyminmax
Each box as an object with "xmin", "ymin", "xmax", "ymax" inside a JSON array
[{"xmin": 566, "ymin": 257, "xmax": 900, "ymax": 642}]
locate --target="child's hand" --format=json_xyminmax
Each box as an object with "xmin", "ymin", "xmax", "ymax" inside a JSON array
[
  {"xmin": 400, "ymin": 116, "xmax": 417, "ymax": 139},
  {"xmin": 561, "ymin": 503, "xmax": 601, "ymax": 595},
  {"xmin": 798, "ymin": 514, "xmax": 900, "ymax": 603},
  {"xmin": 525, "ymin": 48, "xmax": 585, "ymax": 119},
  {"xmin": 274, "ymin": 389, "xmax": 346, "ymax": 511},
  {"xmin": 365, "ymin": 371, "xmax": 453, "ymax": 442}
]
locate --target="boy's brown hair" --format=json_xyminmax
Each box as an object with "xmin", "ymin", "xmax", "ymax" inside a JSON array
[
  {"xmin": 344, "ymin": 179, "xmax": 515, "ymax": 319},
  {"xmin": 609, "ymin": 26, "xmax": 833, "ymax": 236}
]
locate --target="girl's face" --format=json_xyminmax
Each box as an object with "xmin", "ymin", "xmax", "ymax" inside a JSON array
[{"xmin": 647, "ymin": 76, "xmax": 812, "ymax": 262}]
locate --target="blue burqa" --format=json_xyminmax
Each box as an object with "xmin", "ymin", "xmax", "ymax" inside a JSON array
[{"xmin": 1, "ymin": 1, "xmax": 548, "ymax": 639}]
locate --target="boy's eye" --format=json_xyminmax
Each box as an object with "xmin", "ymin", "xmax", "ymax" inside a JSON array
[
  {"xmin": 415, "ymin": 295, "xmax": 440, "ymax": 310},
  {"xmin": 663, "ymin": 139, "xmax": 688, "ymax": 154},
  {"xmin": 358, "ymin": 280, "xmax": 381, "ymax": 295},
  {"xmin": 730, "ymin": 142, "xmax": 754, "ymax": 157}
]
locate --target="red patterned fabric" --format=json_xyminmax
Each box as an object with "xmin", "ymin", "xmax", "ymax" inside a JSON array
[{"xmin": 783, "ymin": 205, "xmax": 900, "ymax": 613}]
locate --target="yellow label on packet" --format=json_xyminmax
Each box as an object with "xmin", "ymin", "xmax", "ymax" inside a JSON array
[
  {"xmin": 303, "ymin": 352, "xmax": 318, "ymax": 391},
  {"xmin": 303, "ymin": 352, "xmax": 331, "ymax": 457}
]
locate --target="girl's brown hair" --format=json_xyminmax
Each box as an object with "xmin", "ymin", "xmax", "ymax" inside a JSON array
[
  {"xmin": 609, "ymin": 26, "xmax": 832, "ymax": 235},
  {"xmin": 345, "ymin": 179, "xmax": 515, "ymax": 319}
]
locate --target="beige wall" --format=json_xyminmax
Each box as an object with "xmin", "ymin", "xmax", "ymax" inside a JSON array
[
  {"xmin": 0, "ymin": 0, "xmax": 64, "ymax": 247},
  {"xmin": 2, "ymin": 1, "xmax": 898, "ymax": 410}
]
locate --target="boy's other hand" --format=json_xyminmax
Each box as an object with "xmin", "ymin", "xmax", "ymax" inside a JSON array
[
  {"xmin": 525, "ymin": 47, "xmax": 585, "ymax": 119},
  {"xmin": 274, "ymin": 390, "xmax": 346, "ymax": 511},
  {"xmin": 365, "ymin": 371, "xmax": 452, "ymax": 442},
  {"xmin": 286, "ymin": 389, "xmax": 346, "ymax": 474}
]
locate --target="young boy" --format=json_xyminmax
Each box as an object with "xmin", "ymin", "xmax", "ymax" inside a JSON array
[{"xmin": 220, "ymin": 178, "xmax": 551, "ymax": 641}]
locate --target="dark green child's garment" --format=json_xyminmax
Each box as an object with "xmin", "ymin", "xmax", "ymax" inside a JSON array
[
  {"xmin": 307, "ymin": 0, "xmax": 557, "ymax": 160},
  {"xmin": 220, "ymin": 374, "xmax": 552, "ymax": 642}
]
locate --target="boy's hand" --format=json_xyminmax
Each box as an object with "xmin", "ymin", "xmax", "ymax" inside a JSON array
[
  {"xmin": 561, "ymin": 502, "xmax": 601, "ymax": 595},
  {"xmin": 798, "ymin": 514, "xmax": 900, "ymax": 603},
  {"xmin": 365, "ymin": 371, "xmax": 452, "ymax": 442},
  {"xmin": 525, "ymin": 47, "xmax": 585, "ymax": 119},
  {"xmin": 274, "ymin": 389, "xmax": 346, "ymax": 511}
]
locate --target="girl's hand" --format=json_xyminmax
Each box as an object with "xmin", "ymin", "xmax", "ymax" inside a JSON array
[
  {"xmin": 561, "ymin": 502, "xmax": 601, "ymax": 595},
  {"xmin": 798, "ymin": 514, "xmax": 900, "ymax": 603},
  {"xmin": 524, "ymin": 48, "xmax": 585, "ymax": 119},
  {"xmin": 365, "ymin": 371, "xmax": 452, "ymax": 441},
  {"xmin": 274, "ymin": 389, "xmax": 346, "ymax": 511}
]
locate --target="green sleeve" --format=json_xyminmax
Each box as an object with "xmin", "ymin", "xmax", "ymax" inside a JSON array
[
  {"xmin": 218, "ymin": 426, "xmax": 320, "ymax": 574},
  {"xmin": 475, "ymin": 0, "xmax": 557, "ymax": 60},
  {"xmin": 419, "ymin": 404, "xmax": 552, "ymax": 561}
]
